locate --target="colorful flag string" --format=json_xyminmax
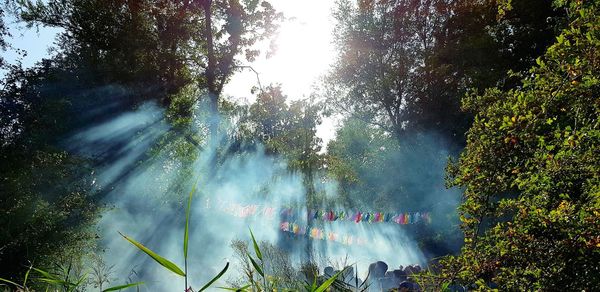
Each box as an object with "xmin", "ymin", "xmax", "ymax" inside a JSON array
[
  {"xmin": 211, "ymin": 199, "xmax": 432, "ymax": 225},
  {"xmin": 279, "ymin": 221, "xmax": 368, "ymax": 246}
]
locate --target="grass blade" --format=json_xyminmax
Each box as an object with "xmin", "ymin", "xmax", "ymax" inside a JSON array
[
  {"xmin": 441, "ymin": 281, "xmax": 451, "ymax": 292},
  {"xmin": 33, "ymin": 267, "xmax": 73, "ymax": 287},
  {"xmin": 314, "ymin": 267, "xmax": 348, "ymax": 292},
  {"xmin": 0, "ymin": 277, "xmax": 22, "ymax": 288},
  {"xmin": 247, "ymin": 254, "xmax": 264, "ymax": 277},
  {"xmin": 359, "ymin": 267, "xmax": 370, "ymax": 288},
  {"xmin": 118, "ymin": 231, "xmax": 185, "ymax": 277},
  {"xmin": 32, "ymin": 268, "xmax": 57, "ymax": 281},
  {"xmin": 23, "ymin": 264, "xmax": 32, "ymax": 287},
  {"xmin": 37, "ymin": 278, "xmax": 68, "ymax": 286},
  {"xmin": 67, "ymin": 273, "xmax": 88, "ymax": 292},
  {"xmin": 184, "ymin": 179, "xmax": 199, "ymax": 260},
  {"xmin": 199, "ymin": 262, "xmax": 229, "ymax": 291},
  {"xmin": 102, "ymin": 281, "xmax": 144, "ymax": 291},
  {"xmin": 249, "ymin": 229, "xmax": 262, "ymax": 261}
]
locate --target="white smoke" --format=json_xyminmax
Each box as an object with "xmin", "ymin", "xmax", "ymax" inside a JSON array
[{"xmin": 65, "ymin": 98, "xmax": 439, "ymax": 291}]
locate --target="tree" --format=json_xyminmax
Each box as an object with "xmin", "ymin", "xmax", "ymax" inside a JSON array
[
  {"xmin": 0, "ymin": 0, "xmax": 279, "ymax": 281},
  {"xmin": 191, "ymin": 0, "xmax": 280, "ymax": 146},
  {"xmin": 18, "ymin": 0, "xmax": 280, "ymax": 114},
  {"xmin": 439, "ymin": 0, "xmax": 600, "ymax": 289},
  {"xmin": 0, "ymin": 5, "xmax": 11, "ymax": 69},
  {"xmin": 327, "ymin": 0, "xmax": 442, "ymax": 139},
  {"xmin": 240, "ymin": 85, "xmax": 324, "ymax": 175},
  {"xmin": 327, "ymin": 0, "xmax": 564, "ymax": 146},
  {"xmin": 0, "ymin": 64, "xmax": 99, "ymax": 281}
]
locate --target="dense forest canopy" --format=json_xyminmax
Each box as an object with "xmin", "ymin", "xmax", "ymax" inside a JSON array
[{"xmin": 0, "ymin": 0, "xmax": 598, "ymax": 291}]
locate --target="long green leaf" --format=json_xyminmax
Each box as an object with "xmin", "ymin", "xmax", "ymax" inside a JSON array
[
  {"xmin": 102, "ymin": 281, "xmax": 144, "ymax": 291},
  {"xmin": 33, "ymin": 268, "xmax": 75, "ymax": 287},
  {"xmin": 23, "ymin": 265, "xmax": 32, "ymax": 287},
  {"xmin": 249, "ymin": 229, "xmax": 262, "ymax": 261},
  {"xmin": 310, "ymin": 273, "xmax": 317, "ymax": 291},
  {"xmin": 184, "ymin": 178, "xmax": 200, "ymax": 260},
  {"xmin": 0, "ymin": 277, "xmax": 22, "ymax": 288},
  {"xmin": 314, "ymin": 267, "xmax": 348, "ymax": 292},
  {"xmin": 32, "ymin": 268, "xmax": 58, "ymax": 281},
  {"xmin": 199, "ymin": 262, "xmax": 229, "ymax": 291},
  {"xmin": 247, "ymin": 254, "xmax": 264, "ymax": 277},
  {"xmin": 118, "ymin": 231, "xmax": 185, "ymax": 277},
  {"xmin": 37, "ymin": 278, "xmax": 69, "ymax": 286}
]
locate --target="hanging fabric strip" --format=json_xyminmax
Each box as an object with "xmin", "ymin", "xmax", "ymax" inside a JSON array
[
  {"xmin": 212, "ymin": 201, "xmax": 431, "ymax": 225},
  {"xmin": 280, "ymin": 221, "xmax": 367, "ymax": 245}
]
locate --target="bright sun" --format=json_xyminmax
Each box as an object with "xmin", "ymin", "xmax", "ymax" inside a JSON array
[
  {"xmin": 224, "ymin": 0, "xmax": 336, "ymax": 100},
  {"xmin": 223, "ymin": 0, "xmax": 338, "ymax": 146}
]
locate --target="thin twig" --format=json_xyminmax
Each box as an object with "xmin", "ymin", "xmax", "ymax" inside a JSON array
[{"xmin": 234, "ymin": 65, "xmax": 264, "ymax": 92}]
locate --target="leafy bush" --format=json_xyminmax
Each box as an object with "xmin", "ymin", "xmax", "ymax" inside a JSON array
[{"xmin": 436, "ymin": 0, "xmax": 600, "ymax": 289}]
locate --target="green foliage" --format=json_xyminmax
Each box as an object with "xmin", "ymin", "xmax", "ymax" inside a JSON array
[
  {"xmin": 0, "ymin": 0, "xmax": 280, "ymax": 283},
  {"xmin": 440, "ymin": 0, "xmax": 600, "ymax": 289},
  {"xmin": 240, "ymin": 85, "xmax": 325, "ymax": 171},
  {"xmin": 0, "ymin": 145, "xmax": 98, "ymax": 281},
  {"xmin": 236, "ymin": 230, "xmax": 348, "ymax": 292},
  {"xmin": 312, "ymin": 267, "xmax": 348, "ymax": 292},
  {"xmin": 18, "ymin": 0, "xmax": 194, "ymax": 102},
  {"xmin": 236, "ymin": 85, "xmax": 326, "ymax": 205},
  {"xmin": 0, "ymin": 265, "xmax": 142, "ymax": 292},
  {"xmin": 0, "ymin": 266, "xmax": 142, "ymax": 291},
  {"xmin": 17, "ymin": 0, "xmax": 280, "ymax": 112},
  {"xmin": 2, "ymin": 0, "xmax": 594, "ymax": 290},
  {"xmin": 327, "ymin": 0, "xmax": 564, "ymax": 145}
]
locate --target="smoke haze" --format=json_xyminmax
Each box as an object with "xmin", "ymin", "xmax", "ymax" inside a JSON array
[{"xmin": 62, "ymin": 94, "xmax": 459, "ymax": 290}]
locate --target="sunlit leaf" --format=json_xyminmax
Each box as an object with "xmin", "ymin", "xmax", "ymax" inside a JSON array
[
  {"xmin": 32, "ymin": 268, "xmax": 57, "ymax": 281},
  {"xmin": 314, "ymin": 267, "xmax": 348, "ymax": 292},
  {"xmin": 33, "ymin": 268, "xmax": 76, "ymax": 287},
  {"xmin": 249, "ymin": 228, "xmax": 262, "ymax": 261},
  {"xmin": 199, "ymin": 262, "xmax": 229, "ymax": 291},
  {"xmin": 118, "ymin": 231, "xmax": 185, "ymax": 277},
  {"xmin": 37, "ymin": 278, "xmax": 68, "ymax": 286},
  {"xmin": 247, "ymin": 254, "xmax": 264, "ymax": 277}
]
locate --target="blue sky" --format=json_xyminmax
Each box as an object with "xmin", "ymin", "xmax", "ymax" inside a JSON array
[{"xmin": 1, "ymin": 15, "xmax": 61, "ymax": 72}]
